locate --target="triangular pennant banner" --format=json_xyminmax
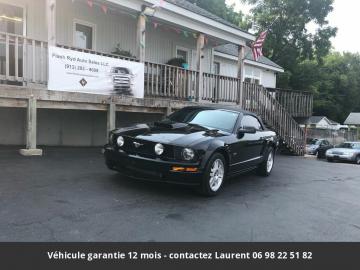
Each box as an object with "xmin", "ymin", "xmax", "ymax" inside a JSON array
[
  {"xmin": 101, "ymin": 4, "xmax": 108, "ymax": 14},
  {"xmin": 87, "ymin": 0, "xmax": 93, "ymax": 8}
]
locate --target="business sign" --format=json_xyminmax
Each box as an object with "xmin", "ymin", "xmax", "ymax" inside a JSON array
[{"xmin": 48, "ymin": 46, "xmax": 144, "ymax": 98}]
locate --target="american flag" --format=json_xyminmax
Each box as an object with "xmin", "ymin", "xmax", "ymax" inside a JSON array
[{"xmin": 252, "ymin": 31, "xmax": 268, "ymax": 61}]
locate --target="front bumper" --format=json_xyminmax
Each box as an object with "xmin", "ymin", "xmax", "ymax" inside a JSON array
[
  {"xmin": 104, "ymin": 146, "xmax": 203, "ymax": 185},
  {"xmin": 326, "ymin": 154, "xmax": 356, "ymax": 162}
]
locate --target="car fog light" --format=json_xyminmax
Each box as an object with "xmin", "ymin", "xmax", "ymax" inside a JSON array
[
  {"xmin": 155, "ymin": 143, "xmax": 164, "ymax": 156},
  {"xmin": 182, "ymin": 148, "xmax": 195, "ymax": 161},
  {"xmin": 117, "ymin": 136, "xmax": 125, "ymax": 147}
]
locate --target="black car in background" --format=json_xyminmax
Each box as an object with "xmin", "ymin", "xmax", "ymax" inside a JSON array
[
  {"xmin": 306, "ymin": 138, "xmax": 333, "ymax": 158},
  {"xmin": 104, "ymin": 106, "xmax": 278, "ymax": 196}
]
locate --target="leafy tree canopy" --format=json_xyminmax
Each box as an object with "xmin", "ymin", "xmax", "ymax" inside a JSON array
[
  {"xmin": 184, "ymin": 0, "xmax": 250, "ymax": 29},
  {"xmin": 242, "ymin": 0, "xmax": 337, "ymax": 71}
]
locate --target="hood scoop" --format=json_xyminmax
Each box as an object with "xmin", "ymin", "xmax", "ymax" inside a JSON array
[{"xmin": 154, "ymin": 121, "xmax": 188, "ymax": 129}]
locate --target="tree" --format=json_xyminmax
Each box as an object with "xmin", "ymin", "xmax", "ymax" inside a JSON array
[
  {"xmin": 184, "ymin": 0, "xmax": 250, "ymax": 29},
  {"xmin": 242, "ymin": 0, "xmax": 337, "ymax": 85}
]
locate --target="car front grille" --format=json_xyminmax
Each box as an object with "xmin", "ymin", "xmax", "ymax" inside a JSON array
[
  {"xmin": 112, "ymin": 75, "xmax": 131, "ymax": 87},
  {"xmin": 114, "ymin": 136, "xmax": 175, "ymax": 160}
]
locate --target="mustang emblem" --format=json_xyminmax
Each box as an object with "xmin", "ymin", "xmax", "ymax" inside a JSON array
[{"xmin": 133, "ymin": 142, "xmax": 144, "ymax": 148}]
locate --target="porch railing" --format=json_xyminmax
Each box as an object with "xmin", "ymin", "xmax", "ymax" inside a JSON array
[
  {"xmin": 144, "ymin": 62, "xmax": 198, "ymax": 100},
  {"xmin": 0, "ymin": 32, "xmax": 48, "ymax": 85},
  {"xmin": 243, "ymin": 82, "xmax": 306, "ymax": 155},
  {"xmin": 202, "ymin": 72, "xmax": 239, "ymax": 103},
  {"xmin": 267, "ymin": 88, "xmax": 313, "ymax": 118}
]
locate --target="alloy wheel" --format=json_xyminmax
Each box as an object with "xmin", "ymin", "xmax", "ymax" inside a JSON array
[
  {"xmin": 267, "ymin": 151, "xmax": 274, "ymax": 173},
  {"xmin": 209, "ymin": 159, "xmax": 225, "ymax": 192}
]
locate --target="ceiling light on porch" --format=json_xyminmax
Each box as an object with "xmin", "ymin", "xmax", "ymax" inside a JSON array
[
  {"xmin": 141, "ymin": 5, "xmax": 156, "ymax": 17},
  {"xmin": 0, "ymin": 15, "xmax": 23, "ymax": 23}
]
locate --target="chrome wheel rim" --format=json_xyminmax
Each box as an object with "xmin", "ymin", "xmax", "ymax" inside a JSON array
[
  {"xmin": 209, "ymin": 159, "xmax": 224, "ymax": 192},
  {"xmin": 357, "ymin": 157, "xmax": 360, "ymax": 165},
  {"xmin": 267, "ymin": 151, "xmax": 274, "ymax": 173}
]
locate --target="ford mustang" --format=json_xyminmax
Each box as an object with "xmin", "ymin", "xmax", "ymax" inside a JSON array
[{"xmin": 104, "ymin": 106, "xmax": 278, "ymax": 196}]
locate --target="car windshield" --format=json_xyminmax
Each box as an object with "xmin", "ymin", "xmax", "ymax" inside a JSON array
[
  {"xmin": 307, "ymin": 139, "xmax": 320, "ymax": 145},
  {"xmin": 168, "ymin": 108, "xmax": 239, "ymax": 132},
  {"xmin": 335, "ymin": 143, "xmax": 360, "ymax": 149}
]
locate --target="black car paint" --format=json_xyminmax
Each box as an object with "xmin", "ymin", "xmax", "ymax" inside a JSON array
[{"xmin": 104, "ymin": 107, "xmax": 278, "ymax": 185}]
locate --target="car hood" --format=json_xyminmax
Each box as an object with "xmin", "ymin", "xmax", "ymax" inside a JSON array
[
  {"xmin": 113, "ymin": 122, "xmax": 229, "ymax": 147},
  {"xmin": 328, "ymin": 148, "xmax": 359, "ymax": 154}
]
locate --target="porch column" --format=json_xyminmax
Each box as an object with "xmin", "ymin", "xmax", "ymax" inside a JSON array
[
  {"xmin": 136, "ymin": 14, "xmax": 146, "ymax": 62},
  {"xmin": 19, "ymin": 96, "xmax": 43, "ymax": 156},
  {"xmin": 46, "ymin": 0, "xmax": 57, "ymax": 46},
  {"xmin": 237, "ymin": 45, "xmax": 245, "ymax": 106},
  {"xmin": 107, "ymin": 102, "xmax": 116, "ymax": 136},
  {"xmin": 195, "ymin": 33, "xmax": 205, "ymax": 102}
]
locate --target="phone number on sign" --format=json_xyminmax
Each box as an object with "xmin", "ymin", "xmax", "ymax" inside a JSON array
[
  {"xmin": 250, "ymin": 251, "xmax": 313, "ymax": 260},
  {"xmin": 64, "ymin": 64, "xmax": 99, "ymax": 73}
]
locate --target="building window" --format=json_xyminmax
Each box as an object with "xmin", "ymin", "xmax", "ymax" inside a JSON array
[
  {"xmin": 244, "ymin": 66, "xmax": 261, "ymax": 85},
  {"xmin": 176, "ymin": 47, "xmax": 190, "ymax": 62},
  {"xmin": 213, "ymin": 62, "xmax": 220, "ymax": 75},
  {"xmin": 74, "ymin": 20, "xmax": 95, "ymax": 50},
  {"xmin": 0, "ymin": 3, "xmax": 24, "ymax": 35}
]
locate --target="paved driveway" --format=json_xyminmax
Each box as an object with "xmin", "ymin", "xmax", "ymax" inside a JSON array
[{"xmin": 0, "ymin": 147, "xmax": 359, "ymax": 242}]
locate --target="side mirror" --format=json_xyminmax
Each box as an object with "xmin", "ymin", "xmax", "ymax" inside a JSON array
[{"xmin": 237, "ymin": 126, "xmax": 257, "ymax": 136}]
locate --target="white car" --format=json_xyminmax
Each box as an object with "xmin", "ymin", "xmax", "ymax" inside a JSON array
[{"xmin": 326, "ymin": 142, "xmax": 360, "ymax": 164}]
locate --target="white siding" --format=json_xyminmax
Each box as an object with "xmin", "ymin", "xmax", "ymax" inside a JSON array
[
  {"xmin": 213, "ymin": 56, "xmax": 237, "ymax": 77},
  {"xmin": 214, "ymin": 55, "xmax": 278, "ymax": 88},
  {"xmin": 56, "ymin": 0, "xmax": 137, "ymax": 55},
  {"xmin": 261, "ymin": 70, "xmax": 277, "ymax": 88}
]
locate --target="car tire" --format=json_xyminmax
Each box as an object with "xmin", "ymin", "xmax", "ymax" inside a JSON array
[
  {"xmin": 356, "ymin": 155, "xmax": 360, "ymax": 165},
  {"xmin": 257, "ymin": 147, "xmax": 275, "ymax": 177},
  {"xmin": 199, "ymin": 153, "xmax": 226, "ymax": 197},
  {"xmin": 327, "ymin": 158, "xmax": 334, "ymax": 163}
]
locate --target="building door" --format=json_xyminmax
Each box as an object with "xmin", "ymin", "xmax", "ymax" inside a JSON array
[{"xmin": 0, "ymin": 3, "xmax": 24, "ymax": 80}]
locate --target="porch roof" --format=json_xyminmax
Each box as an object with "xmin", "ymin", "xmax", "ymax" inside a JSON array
[
  {"xmin": 215, "ymin": 44, "xmax": 284, "ymax": 71},
  {"xmin": 108, "ymin": 0, "xmax": 255, "ymax": 45}
]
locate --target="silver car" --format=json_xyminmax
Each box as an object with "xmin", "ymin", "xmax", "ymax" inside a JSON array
[{"xmin": 326, "ymin": 142, "xmax": 360, "ymax": 164}]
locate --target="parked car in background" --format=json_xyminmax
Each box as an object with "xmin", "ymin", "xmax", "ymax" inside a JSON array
[
  {"xmin": 306, "ymin": 139, "xmax": 332, "ymax": 157},
  {"xmin": 326, "ymin": 142, "xmax": 360, "ymax": 164},
  {"xmin": 316, "ymin": 141, "xmax": 334, "ymax": 159},
  {"xmin": 104, "ymin": 106, "xmax": 279, "ymax": 196}
]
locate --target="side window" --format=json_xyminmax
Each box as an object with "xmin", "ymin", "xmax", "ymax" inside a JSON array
[
  {"xmin": 241, "ymin": 115, "xmax": 263, "ymax": 131},
  {"xmin": 74, "ymin": 20, "xmax": 95, "ymax": 50}
]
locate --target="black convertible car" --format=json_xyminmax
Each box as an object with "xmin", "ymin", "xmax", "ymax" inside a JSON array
[{"xmin": 104, "ymin": 106, "xmax": 278, "ymax": 196}]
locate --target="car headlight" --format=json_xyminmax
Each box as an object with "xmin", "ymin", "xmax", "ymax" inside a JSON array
[
  {"xmin": 117, "ymin": 136, "xmax": 125, "ymax": 147},
  {"xmin": 155, "ymin": 143, "xmax": 164, "ymax": 156},
  {"xmin": 182, "ymin": 148, "xmax": 195, "ymax": 161}
]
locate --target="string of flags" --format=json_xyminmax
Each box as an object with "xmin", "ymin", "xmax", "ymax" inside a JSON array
[{"xmin": 71, "ymin": 0, "xmax": 216, "ymax": 46}]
